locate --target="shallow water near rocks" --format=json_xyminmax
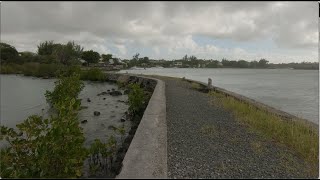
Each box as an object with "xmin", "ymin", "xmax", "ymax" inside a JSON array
[{"xmin": 0, "ymin": 74, "xmax": 130, "ymax": 150}]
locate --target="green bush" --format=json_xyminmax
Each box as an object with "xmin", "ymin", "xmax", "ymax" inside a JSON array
[
  {"xmin": 80, "ymin": 68, "xmax": 105, "ymax": 81},
  {"xmin": 128, "ymin": 83, "xmax": 145, "ymax": 114},
  {"xmin": 0, "ymin": 74, "xmax": 87, "ymax": 178}
]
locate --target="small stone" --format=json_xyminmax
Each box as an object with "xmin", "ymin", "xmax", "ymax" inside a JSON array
[
  {"xmin": 87, "ymin": 98, "xmax": 91, "ymax": 102},
  {"xmin": 94, "ymin": 111, "xmax": 100, "ymax": 116}
]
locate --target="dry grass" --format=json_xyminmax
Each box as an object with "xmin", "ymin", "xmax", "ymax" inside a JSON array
[
  {"xmin": 191, "ymin": 82, "xmax": 201, "ymax": 90},
  {"xmin": 208, "ymin": 90, "xmax": 319, "ymax": 175}
]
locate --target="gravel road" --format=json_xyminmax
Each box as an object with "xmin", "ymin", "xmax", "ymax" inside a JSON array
[{"xmin": 160, "ymin": 77, "xmax": 315, "ymax": 179}]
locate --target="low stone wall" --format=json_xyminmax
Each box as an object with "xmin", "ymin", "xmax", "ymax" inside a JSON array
[
  {"xmin": 106, "ymin": 73, "xmax": 167, "ymax": 178},
  {"xmin": 183, "ymin": 78, "xmax": 318, "ymax": 130}
]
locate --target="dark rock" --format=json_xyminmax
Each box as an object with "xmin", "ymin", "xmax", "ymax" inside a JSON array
[
  {"xmin": 112, "ymin": 88, "xmax": 115, "ymax": 91},
  {"xmin": 80, "ymin": 106, "xmax": 88, "ymax": 110},
  {"xmin": 107, "ymin": 89, "xmax": 111, "ymax": 92},
  {"xmin": 115, "ymin": 106, "xmax": 118, "ymax": 108},
  {"xmin": 87, "ymin": 98, "xmax": 91, "ymax": 102},
  {"xmin": 81, "ymin": 120, "xmax": 88, "ymax": 124},
  {"xmin": 117, "ymin": 100, "xmax": 126, "ymax": 103},
  {"xmin": 110, "ymin": 91, "xmax": 122, "ymax": 96},
  {"xmin": 94, "ymin": 111, "xmax": 101, "ymax": 116},
  {"xmin": 103, "ymin": 98, "xmax": 106, "ymax": 100},
  {"xmin": 120, "ymin": 117, "xmax": 126, "ymax": 122},
  {"xmin": 18, "ymin": 132, "xmax": 23, "ymax": 136},
  {"xmin": 97, "ymin": 91, "xmax": 108, "ymax": 96}
]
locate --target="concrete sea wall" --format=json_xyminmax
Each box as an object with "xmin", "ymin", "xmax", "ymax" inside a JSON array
[{"xmin": 105, "ymin": 73, "xmax": 167, "ymax": 178}]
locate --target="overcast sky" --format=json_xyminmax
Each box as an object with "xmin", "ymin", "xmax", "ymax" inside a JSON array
[{"xmin": 1, "ymin": 1, "xmax": 318, "ymax": 63}]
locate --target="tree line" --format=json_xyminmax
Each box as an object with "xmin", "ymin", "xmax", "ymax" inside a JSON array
[
  {"xmin": 0, "ymin": 41, "xmax": 120, "ymax": 66},
  {"xmin": 1, "ymin": 42, "xmax": 318, "ymax": 70}
]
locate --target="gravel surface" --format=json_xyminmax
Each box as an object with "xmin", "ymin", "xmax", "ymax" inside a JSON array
[{"xmin": 160, "ymin": 77, "xmax": 315, "ymax": 179}]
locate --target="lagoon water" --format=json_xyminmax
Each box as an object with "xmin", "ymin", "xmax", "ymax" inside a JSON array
[
  {"xmin": 0, "ymin": 74, "xmax": 129, "ymax": 148},
  {"xmin": 119, "ymin": 68, "xmax": 319, "ymax": 124}
]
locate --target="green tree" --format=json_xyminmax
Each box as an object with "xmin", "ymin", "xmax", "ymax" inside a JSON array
[
  {"xmin": 19, "ymin": 51, "xmax": 37, "ymax": 62},
  {"xmin": 221, "ymin": 58, "xmax": 230, "ymax": 67},
  {"xmin": 258, "ymin": 58, "xmax": 269, "ymax": 68},
  {"xmin": 237, "ymin": 60, "xmax": 249, "ymax": 68},
  {"xmin": 81, "ymin": 50, "xmax": 100, "ymax": 64},
  {"xmin": 0, "ymin": 42, "xmax": 19, "ymax": 63},
  {"xmin": 182, "ymin": 54, "xmax": 188, "ymax": 61},
  {"xmin": 53, "ymin": 41, "xmax": 83, "ymax": 65},
  {"xmin": 37, "ymin": 40, "xmax": 56, "ymax": 55},
  {"xmin": 101, "ymin": 54, "xmax": 112, "ymax": 62},
  {"xmin": 133, "ymin": 53, "xmax": 140, "ymax": 61}
]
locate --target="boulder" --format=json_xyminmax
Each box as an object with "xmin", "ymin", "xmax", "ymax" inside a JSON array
[
  {"xmin": 87, "ymin": 98, "xmax": 91, "ymax": 102},
  {"xmin": 81, "ymin": 120, "xmax": 88, "ymax": 124},
  {"xmin": 110, "ymin": 91, "xmax": 122, "ymax": 96},
  {"xmin": 94, "ymin": 111, "xmax": 100, "ymax": 116},
  {"xmin": 103, "ymin": 98, "xmax": 106, "ymax": 100}
]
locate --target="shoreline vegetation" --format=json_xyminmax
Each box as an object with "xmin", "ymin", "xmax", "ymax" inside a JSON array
[{"xmin": 0, "ymin": 69, "xmax": 151, "ymax": 178}]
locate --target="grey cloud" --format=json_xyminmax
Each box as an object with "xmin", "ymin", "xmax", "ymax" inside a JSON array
[{"xmin": 1, "ymin": 1, "xmax": 317, "ymax": 61}]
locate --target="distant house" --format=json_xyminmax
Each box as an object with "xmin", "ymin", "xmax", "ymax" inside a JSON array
[
  {"xmin": 174, "ymin": 62, "xmax": 183, "ymax": 67},
  {"xmin": 108, "ymin": 59, "xmax": 114, "ymax": 65}
]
